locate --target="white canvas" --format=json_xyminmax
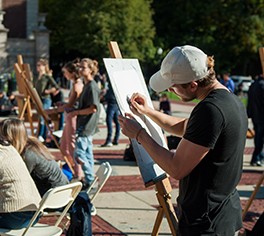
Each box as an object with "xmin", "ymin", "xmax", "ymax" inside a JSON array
[{"xmin": 103, "ymin": 58, "xmax": 167, "ymax": 186}]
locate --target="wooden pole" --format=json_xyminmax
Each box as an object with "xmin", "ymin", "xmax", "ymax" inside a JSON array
[
  {"xmin": 242, "ymin": 171, "xmax": 264, "ymax": 220},
  {"xmin": 14, "ymin": 63, "xmax": 34, "ymax": 135}
]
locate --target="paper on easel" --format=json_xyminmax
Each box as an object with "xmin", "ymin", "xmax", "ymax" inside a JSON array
[{"xmin": 104, "ymin": 58, "xmax": 167, "ymax": 186}]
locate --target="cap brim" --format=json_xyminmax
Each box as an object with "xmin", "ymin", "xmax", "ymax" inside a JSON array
[{"xmin": 149, "ymin": 71, "xmax": 173, "ymax": 93}]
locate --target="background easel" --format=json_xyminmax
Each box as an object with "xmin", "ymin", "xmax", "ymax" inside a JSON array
[
  {"xmin": 14, "ymin": 55, "xmax": 34, "ymax": 135},
  {"xmin": 108, "ymin": 41, "xmax": 178, "ymax": 236},
  {"xmin": 14, "ymin": 55, "xmax": 75, "ymax": 175},
  {"xmin": 242, "ymin": 47, "xmax": 264, "ymax": 220}
]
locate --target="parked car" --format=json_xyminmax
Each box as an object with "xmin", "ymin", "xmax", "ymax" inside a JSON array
[{"xmin": 230, "ymin": 75, "xmax": 253, "ymax": 94}]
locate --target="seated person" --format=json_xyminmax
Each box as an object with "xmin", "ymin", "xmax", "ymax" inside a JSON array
[
  {"xmin": 7, "ymin": 91, "xmax": 18, "ymax": 114},
  {"xmin": 0, "ymin": 90, "xmax": 16, "ymax": 116},
  {"xmin": 0, "ymin": 134, "xmax": 41, "ymax": 229},
  {"xmin": 0, "ymin": 118, "xmax": 69, "ymax": 196}
]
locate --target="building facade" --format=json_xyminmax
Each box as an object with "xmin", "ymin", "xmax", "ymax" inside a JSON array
[{"xmin": 0, "ymin": 0, "xmax": 49, "ymax": 74}]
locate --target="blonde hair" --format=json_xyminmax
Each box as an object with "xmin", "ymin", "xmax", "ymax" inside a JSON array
[
  {"xmin": 38, "ymin": 58, "xmax": 51, "ymax": 74},
  {"xmin": 81, "ymin": 58, "xmax": 99, "ymax": 76},
  {"xmin": 196, "ymin": 56, "xmax": 216, "ymax": 86},
  {"xmin": 0, "ymin": 118, "xmax": 54, "ymax": 161},
  {"xmin": 0, "ymin": 118, "xmax": 28, "ymax": 154}
]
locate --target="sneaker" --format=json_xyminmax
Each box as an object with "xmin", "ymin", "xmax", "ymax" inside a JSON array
[
  {"xmin": 91, "ymin": 205, "xmax": 97, "ymax": 216},
  {"xmin": 250, "ymin": 161, "xmax": 263, "ymax": 167},
  {"xmin": 38, "ymin": 136, "xmax": 45, "ymax": 142},
  {"xmin": 100, "ymin": 142, "xmax": 113, "ymax": 147},
  {"xmin": 112, "ymin": 141, "xmax": 118, "ymax": 145}
]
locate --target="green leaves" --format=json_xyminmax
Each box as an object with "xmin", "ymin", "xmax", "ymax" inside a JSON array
[
  {"xmin": 40, "ymin": 0, "xmax": 264, "ymax": 76},
  {"xmin": 40, "ymin": 0, "xmax": 156, "ymax": 66}
]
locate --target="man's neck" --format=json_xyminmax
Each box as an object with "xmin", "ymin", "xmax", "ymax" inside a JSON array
[{"xmin": 197, "ymin": 80, "xmax": 228, "ymax": 100}]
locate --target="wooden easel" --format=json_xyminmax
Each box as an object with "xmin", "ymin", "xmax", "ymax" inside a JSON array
[
  {"xmin": 242, "ymin": 47, "xmax": 264, "ymax": 220},
  {"xmin": 14, "ymin": 55, "xmax": 34, "ymax": 135},
  {"xmin": 108, "ymin": 41, "xmax": 178, "ymax": 235},
  {"xmin": 14, "ymin": 56, "xmax": 75, "ymax": 175},
  {"xmin": 242, "ymin": 171, "xmax": 264, "ymax": 219}
]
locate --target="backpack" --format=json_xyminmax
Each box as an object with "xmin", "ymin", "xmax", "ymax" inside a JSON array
[{"xmin": 66, "ymin": 192, "xmax": 92, "ymax": 236}]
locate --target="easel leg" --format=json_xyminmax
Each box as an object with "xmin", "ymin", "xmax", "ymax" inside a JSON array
[
  {"xmin": 152, "ymin": 178, "xmax": 178, "ymax": 236},
  {"xmin": 152, "ymin": 206, "xmax": 165, "ymax": 236},
  {"xmin": 18, "ymin": 97, "xmax": 34, "ymax": 135},
  {"xmin": 242, "ymin": 171, "xmax": 264, "ymax": 219},
  {"xmin": 18, "ymin": 98, "xmax": 28, "ymax": 119},
  {"xmin": 26, "ymin": 100, "xmax": 34, "ymax": 135}
]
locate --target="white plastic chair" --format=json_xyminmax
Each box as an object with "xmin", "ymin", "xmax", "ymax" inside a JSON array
[
  {"xmin": 87, "ymin": 162, "xmax": 112, "ymax": 203},
  {"xmin": 0, "ymin": 182, "xmax": 82, "ymax": 236}
]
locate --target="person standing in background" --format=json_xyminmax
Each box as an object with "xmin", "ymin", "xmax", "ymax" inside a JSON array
[
  {"xmin": 159, "ymin": 93, "xmax": 172, "ymax": 115},
  {"xmin": 57, "ymin": 60, "xmax": 84, "ymax": 180},
  {"xmin": 35, "ymin": 58, "xmax": 60, "ymax": 142},
  {"xmin": 68, "ymin": 58, "xmax": 101, "ymax": 190},
  {"xmin": 101, "ymin": 75, "xmax": 120, "ymax": 147},
  {"xmin": 247, "ymin": 74, "xmax": 264, "ymax": 166},
  {"xmin": 220, "ymin": 72, "xmax": 235, "ymax": 92}
]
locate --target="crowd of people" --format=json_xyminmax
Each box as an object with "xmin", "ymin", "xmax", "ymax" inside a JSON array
[
  {"xmin": 0, "ymin": 45, "xmax": 263, "ymax": 235},
  {"xmin": 0, "ymin": 56, "xmax": 109, "ymax": 232}
]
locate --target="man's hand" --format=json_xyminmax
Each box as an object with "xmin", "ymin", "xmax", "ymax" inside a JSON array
[
  {"xmin": 129, "ymin": 93, "xmax": 150, "ymax": 116},
  {"xmin": 118, "ymin": 113, "xmax": 142, "ymax": 139}
]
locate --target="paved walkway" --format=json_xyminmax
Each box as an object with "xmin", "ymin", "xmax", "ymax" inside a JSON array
[{"xmin": 20, "ymin": 97, "xmax": 263, "ymax": 235}]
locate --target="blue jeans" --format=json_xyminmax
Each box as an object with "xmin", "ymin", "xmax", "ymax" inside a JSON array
[
  {"xmin": 74, "ymin": 135, "xmax": 94, "ymax": 185},
  {"xmin": 106, "ymin": 103, "xmax": 120, "ymax": 144},
  {"xmin": 251, "ymin": 121, "xmax": 264, "ymax": 163},
  {"xmin": 0, "ymin": 211, "xmax": 36, "ymax": 229},
  {"xmin": 38, "ymin": 98, "xmax": 52, "ymax": 140},
  {"xmin": 58, "ymin": 112, "xmax": 65, "ymax": 130}
]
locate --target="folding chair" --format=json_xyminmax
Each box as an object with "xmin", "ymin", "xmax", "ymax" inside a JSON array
[
  {"xmin": 0, "ymin": 182, "xmax": 82, "ymax": 236},
  {"xmin": 87, "ymin": 162, "xmax": 112, "ymax": 203}
]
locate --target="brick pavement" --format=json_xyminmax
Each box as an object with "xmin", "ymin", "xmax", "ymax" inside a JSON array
[
  {"xmin": 92, "ymin": 150, "xmax": 264, "ymax": 234},
  {"xmin": 17, "ymin": 97, "xmax": 264, "ymax": 235},
  {"xmin": 44, "ymin": 143, "xmax": 264, "ymax": 235}
]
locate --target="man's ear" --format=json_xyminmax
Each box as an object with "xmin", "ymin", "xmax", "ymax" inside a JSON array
[{"xmin": 189, "ymin": 81, "xmax": 198, "ymax": 91}]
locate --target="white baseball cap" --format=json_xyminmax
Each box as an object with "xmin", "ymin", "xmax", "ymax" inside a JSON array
[{"xmin": 149, "ymin": 45, "xmax": 209, "ymax": 92}]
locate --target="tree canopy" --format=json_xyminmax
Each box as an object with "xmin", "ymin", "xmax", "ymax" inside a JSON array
[
  {"xmin": 152, "ymin": 0, "xmax": 264, "ymax": 75},
  {"xmin": 40, "ymin": 0, "xmax": 264, "ymax": 77},
  {"xmin": 40, "ymin": 0, "xmax": 156, "ymax": 69}
]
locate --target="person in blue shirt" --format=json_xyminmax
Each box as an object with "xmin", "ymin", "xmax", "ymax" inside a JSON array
[{"xmin": 220, "ymin": 72, "xmax": 235, "ymax": 92}]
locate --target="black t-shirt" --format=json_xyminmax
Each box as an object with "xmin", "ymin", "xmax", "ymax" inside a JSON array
[
  {"xmin": 178, "ymin": 89, "xmax": 248, "ymax": 235},
  {"xmin": 76, "ymin": 80, "xmax": 101, "ymax": 136}
]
